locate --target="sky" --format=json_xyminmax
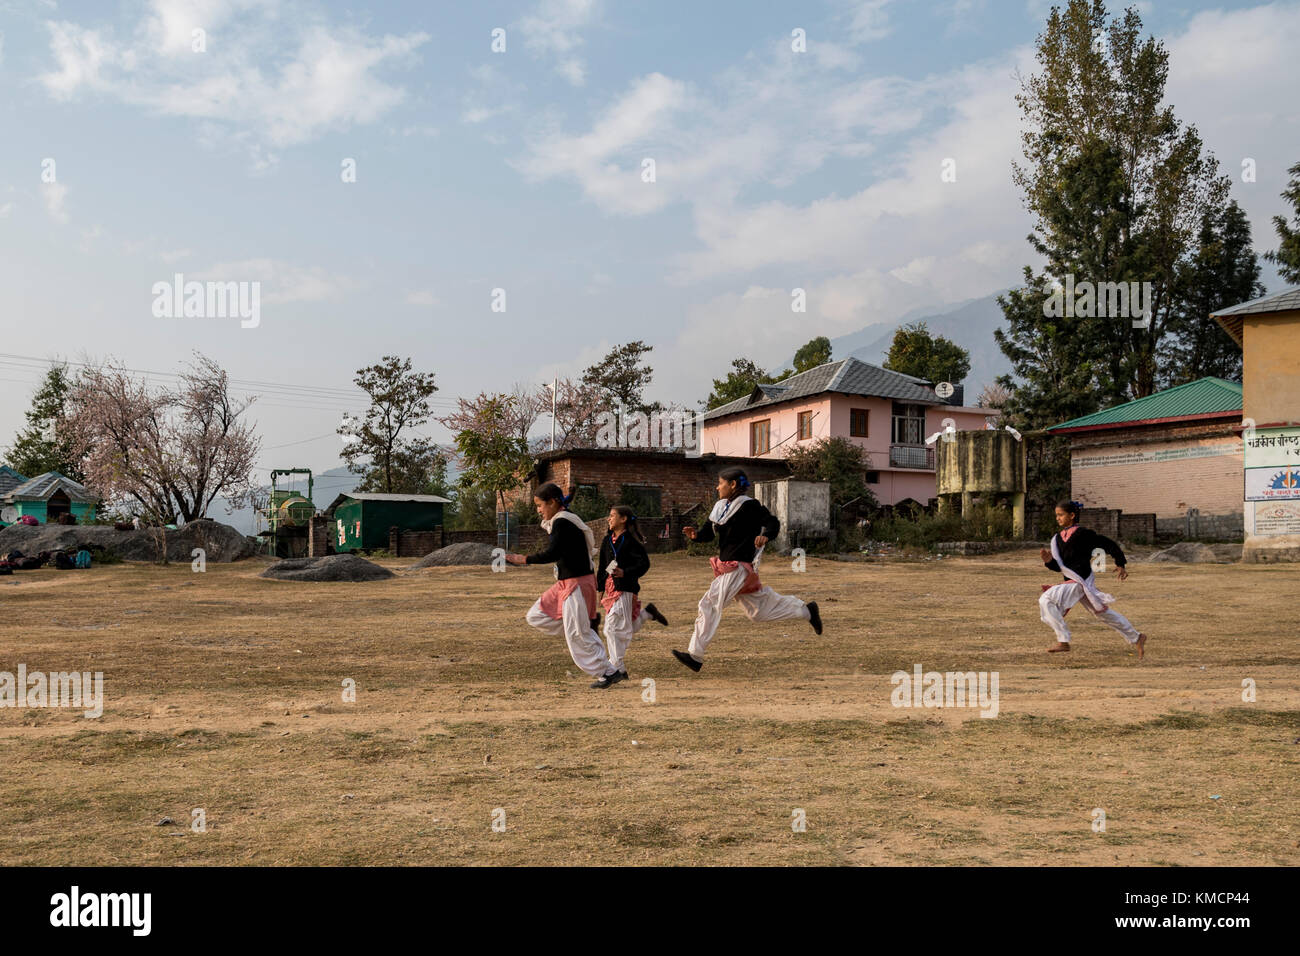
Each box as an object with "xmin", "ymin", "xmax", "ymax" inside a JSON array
[{"xmin": 0, "ymin": 0, "xmax": 1297, "ymax": 489}]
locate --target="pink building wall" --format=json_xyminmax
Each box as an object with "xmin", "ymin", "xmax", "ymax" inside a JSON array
[{"xmin": 699, "ymin": 395, "xmax": 996, "ymax": 506}]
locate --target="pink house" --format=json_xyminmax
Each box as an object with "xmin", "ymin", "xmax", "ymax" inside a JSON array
[{"xmin": 699, "ymin": 357, "xmax": 997, "ymax": 507}]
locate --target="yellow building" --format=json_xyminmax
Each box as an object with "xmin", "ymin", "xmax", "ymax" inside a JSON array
[{"xmin": 1212, "ymin": 288, "xmax": 1300, "ymax": 562}]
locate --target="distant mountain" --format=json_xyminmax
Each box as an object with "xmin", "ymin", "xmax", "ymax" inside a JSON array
[{"xmin": 823, "ymin": 292, "xmax": 1014, "ymax": 402}]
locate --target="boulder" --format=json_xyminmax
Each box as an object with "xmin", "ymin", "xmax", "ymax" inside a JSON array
[
  {"xmin": 0, "ymin": 518, "xmax": 256, "ymax": 563},
  {"xmin": 261, "ymin": 554, "xmax": 394, "ymax": 582},
  {"xmin": 409, "ymin": 542, "xmax": 499, "ymax": 568},
  {"xmin": 1147, "ymin": 541, "xmax": 1220, "ymax": 563}
]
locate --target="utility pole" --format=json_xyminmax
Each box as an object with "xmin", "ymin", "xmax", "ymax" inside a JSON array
[{"xmin": 550, "ymin": 377, "xmax": 557, "ymax": 451}]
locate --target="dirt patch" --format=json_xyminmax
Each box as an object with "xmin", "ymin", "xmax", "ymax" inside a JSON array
[{"xmin": 261, "ymin": 554, "xmax": 394, "ymax": 582}]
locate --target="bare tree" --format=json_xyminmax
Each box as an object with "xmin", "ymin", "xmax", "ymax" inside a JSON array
[{"xmin": 63, "ymin": 353, "xmax": 260, "ymax": 524}]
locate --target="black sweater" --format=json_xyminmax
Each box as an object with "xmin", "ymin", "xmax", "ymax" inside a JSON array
[
  {"xmin": 1044, "ymin": 526, "xmax": 1126, "ymax": 581},
  {"xmin": 526, "ymin": 517, "xmax": 592, "ymax": 580},
  {"xmin": 693, "ymin": 497, "xmax": 780, "ymax": 563},
  {"xmin": 595, "ymin": 532, "xmax": 650, "ymax": 594}
]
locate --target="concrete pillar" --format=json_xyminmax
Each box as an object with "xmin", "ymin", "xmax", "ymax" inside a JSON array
[
  {"xmin": 1012, "ymin": 493, "xmax": 1025, "ymax": 539},
  {"xmin": 961, "ymin": 492, "xmax": 973, "ymax": 517}
]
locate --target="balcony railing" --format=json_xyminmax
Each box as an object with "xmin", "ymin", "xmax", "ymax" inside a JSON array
[{"xmin": 889, "ymin": 444, "xmax": 934, "ymax": 470}]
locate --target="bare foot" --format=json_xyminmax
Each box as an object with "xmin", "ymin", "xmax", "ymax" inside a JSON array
[
  {"xmin": 1047, "ymin": 642, "xmax": 1070, "ymax": 653},
  {"xmin": 1135, "ymin": 633, "xmax": 1146, "ymax": 660}
]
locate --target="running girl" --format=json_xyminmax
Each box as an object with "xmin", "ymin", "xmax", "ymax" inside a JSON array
[
  {"xmin": 505, "ymin": 483, "xmax": 624, "ymax": 689},
  {"xmin": 672, "ymin": 467, "xmax": 821, "ymax": 672},
  {"xmin": 1039, "ymin": 499, "xmax": 1148, "ymax": 658},
  {"xmin": 595, "ymin": 505, "xmax": 669, "ymax": 681}
]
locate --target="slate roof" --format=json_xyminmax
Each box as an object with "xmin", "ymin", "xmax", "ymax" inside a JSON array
[
  {"xmin": 704, "ymin": 356, "xmax": 940, "ymax": 422},
  {"xmin": 0, "ymin": 466, "xmax": 27, "ymax": 498},
  {"xmin": 1211, "ymin": 287, "xmax": 1300, "ymax": 346},
  {"xmin": 1048, "ymin": 378, "xmax": 1242, "ymax": 433},
  {"xmin": 3, "ymin": 470, "xmax": 96, "ymax": 503}
]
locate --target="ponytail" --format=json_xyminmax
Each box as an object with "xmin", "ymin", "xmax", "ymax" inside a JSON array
[{"xmin": 611, "ymin": 504, "xmax": 646, "ymax": 544}]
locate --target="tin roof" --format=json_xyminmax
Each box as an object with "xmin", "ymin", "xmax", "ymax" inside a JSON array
[
  {"xmin": 327, "ymin": 492, "xmax": 452, "ymax": 512},
  {"xmin": 4, "ymin": 470, "xmax": 96, "ymax": 503},
  {"xmin": 1048, "ymin": 378, "xmax": 1242, "ymax": 433},
  {"xmin": 704, "ymin": 356, "xmax": 940, "ymax": 422},
  {"xmin": 1211, "ymin": 287, "xmax": 1300, "ymax": 346}
]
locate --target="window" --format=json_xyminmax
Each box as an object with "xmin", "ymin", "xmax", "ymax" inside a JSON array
[
  {"xmin": 619, "ymin": 484, "xmax": 662, "ymax": 517},
  {"xmin": 865, "ymin": 471, "xmax": 880, "ymax": 484},
  {"xmin": 798, "ymin": 410, "xmax": 814, "ymax": 440},
  {"xmin": 750, "ymin": 419, "xmax": 772, "ymax": 455},
  {"xmin": 891, "ymin": 402, "xmax": 927, "ymax": 445},
  {"xmin": 850, "ymin": 408, "xmax": 869, "ymax": 437}
]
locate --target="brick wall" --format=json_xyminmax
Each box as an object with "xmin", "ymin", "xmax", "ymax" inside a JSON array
[
  {"xmin": 1117, "ymin": 512, "xmax": 1156, "ymax": 543},
  {"xmin": 506, "ymin": 449, "xmax": 792, "ymax": 515},
  {"xmin": 308, "ymin": 516, "xmax": 332, "ymax": 557},
  {"xmin": 389, "ymin": 528, "xmax": 442, "ymax": 557}
]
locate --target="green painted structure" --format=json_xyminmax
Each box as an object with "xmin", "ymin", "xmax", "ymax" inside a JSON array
[
  {"xmin": 1, "ymin": 471, "xmax": 97, "ymax": 524},
  {"xmin": 326, "ymin": 492, "xmax": 450, "ymax": 552}
]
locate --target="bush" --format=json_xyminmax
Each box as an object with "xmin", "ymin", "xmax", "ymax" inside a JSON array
[{"xmin": 872, "ymin": 502, "xmax": 1015, "ymax": 550}]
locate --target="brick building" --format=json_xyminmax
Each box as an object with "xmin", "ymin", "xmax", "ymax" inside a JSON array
[
  {"xmin": 510, "ymin": 448, "xmax": 793, "ymax": 521},
  {"xmin": 1048, "ymin": 377, "xmax": 1244, "ymax": 539}
]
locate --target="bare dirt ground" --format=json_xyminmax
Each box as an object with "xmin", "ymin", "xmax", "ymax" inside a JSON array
[{"xmin": 2, "ymin": 549, "xmax": 1297, "ymax": 866}]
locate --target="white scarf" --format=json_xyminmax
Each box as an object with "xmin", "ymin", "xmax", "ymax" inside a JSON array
[
  {"xmin": 541, "ymin": 509, "xmax": 597, "ymax": 575},
  {"xmin": 707, "ymin": 495, "xmax": 764, "ymax": 569},
  {"xmin": 708, "ymin": 494, "xmax": 752, "ymax": 526},
  {"xmin": 1050, "ymin": 531, "xmax": 1115, "ymax": 613}
]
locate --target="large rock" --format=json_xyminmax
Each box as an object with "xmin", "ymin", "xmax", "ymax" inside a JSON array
[
  {"xmin": 409, "ymin": 542, "xmax": 498, "ymax": 568},
  {"xmin": 261, "ymin": 554, "xmax": 394, "ymax": 582},
  {"xmin": 0, "ymin": 518, "xmax": 257, "ymax": 563},
  {"xmin": 1147, "ymin": 541, "xmax": 1220, "ymax": 563}
]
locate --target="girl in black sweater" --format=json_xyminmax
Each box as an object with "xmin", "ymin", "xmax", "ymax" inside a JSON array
[
  {"xmin": 596, "ymin": 505, "xmax": 669, "ymax": 680},
  {"xmin": 506, "ymin": 483, "xmax": 624, "ymax": 688},
  {"xmin": 672, "ymin": 467, "xmax": 822, "ymax": 672},
  {"xmin": 1039, "ymin": 499, "xmax": 1147, "ymax": 658}
]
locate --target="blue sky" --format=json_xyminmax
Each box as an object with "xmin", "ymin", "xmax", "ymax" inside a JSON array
[{"xmin": 1, "ymin": 0, "xmax": 1296, "ymax": 485}]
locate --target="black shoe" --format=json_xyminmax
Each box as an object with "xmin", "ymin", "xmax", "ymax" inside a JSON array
[
  {"xmin": 619, "ymin": 669, "xmax": 629, "ymax": 680},
  {"xmin": 645, "ymin": 603, "xmax": 669, "ymax": 626},
  {"xmin": 807, "ymin": 601, "xmax": 823, "ymax": 635},
  {"xmin": 590, "ymin": 670, "xmax": 626, "ymax": 689},
  {"xmin": 672, "ymin": 649, "xmax": 703, "ymax": 672}
]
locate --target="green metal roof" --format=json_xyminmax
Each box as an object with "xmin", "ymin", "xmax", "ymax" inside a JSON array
[{"xmin": 1048, "ymin": 378, "xmax": 1242, "ymax": 432}]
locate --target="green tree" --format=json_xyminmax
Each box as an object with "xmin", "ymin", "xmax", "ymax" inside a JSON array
[
  {"xmin": 580, "ymin": 341, "xmax": 660, "ymax": 424},
  {"xmin": 1005, "ymin": 0, "xmax": 1229, "ymax": 404},
  {"xmin": 785, "ymin": 437, "xmax": 877, "ymax": 511},
  {"xmin": 1264, "ymin": 160, "xmax": 1300, "ymax": 284},
  {"xmin": 704, "ymin": 358, "xmax": 781, "ymax": 410},
  {"xmin": 883, "ymin": 322, "xmax": 971, "ymax": 385},
  {"xmin": 9, "ymin": 363, "xmax": 83, "ymax": 481},
  {"xmin": 452, "ymin": 395, "xmax": 532, "ymax": 515},
  {"xmin": 339, "ymin": 356, "xmax": 440, "ymax": 494},
  {"xmin": 793, "ymin": 336, "xmax": 833, "ymax": 373},
  {"xmin": 1162, "ymin": 200, "xmax": 1263, "ymax": 386}
]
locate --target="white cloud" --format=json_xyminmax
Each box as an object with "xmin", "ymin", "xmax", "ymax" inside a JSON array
[
  {"xmin": 404, "ymin": 289, "xmax": 437, "ymax": 306},
  {"xmin": 515, "ymin": 0, "xmax": 599, "ymax": 86},
  {"xmin": 0, "ymin": 202, "xmax": 12, "ymax": 219},
  {"xmin": 42, "ymin": 182, "xmax": 69, "ymax": 223},
  {"xmin": 197, "ymin": 258, "xmax": 354, "ymax": 304},
  {"xmin": 36, "ymin": 5, "xmax": 429, "ymax": 164}
]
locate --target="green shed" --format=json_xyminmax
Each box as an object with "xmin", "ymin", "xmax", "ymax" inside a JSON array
[
  {"xmin": 2, "ymin": 471, "xmax": 97, "ymax": 524},
  {"xmin": 326, "ymin": 492, "xmax": 450, "ymax": 552}
]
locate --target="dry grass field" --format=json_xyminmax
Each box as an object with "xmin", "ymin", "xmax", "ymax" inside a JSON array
[{"xmin": 2, "ymin": 549, "xmax": 1298, "ymax": 866}]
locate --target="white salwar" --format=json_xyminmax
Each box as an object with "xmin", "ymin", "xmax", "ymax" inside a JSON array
[
  {"xmin": 602, "ymin": 593, "xmax": 648, "ymax": 671},
  {"xmin": 525, "ymin": 588, "xmax": 613, "ymax": 678},
  {"xmin": 687, "ymin": 564, "xmax": 809, "ymax": 660},
  {"xmin": 1039, "ymin": 581, "xmax": 1141, "ymax": 645}
]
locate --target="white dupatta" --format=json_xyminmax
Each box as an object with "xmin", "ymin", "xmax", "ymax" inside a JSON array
[
  {"xmin": 707, "ymin": 494, "xmax": 764, "ymax": 569},
  {"xmin": 541, "ymin": 509, "xmax": 598, "ymax": 577},
  {"xmin": 1050, "ymin": 531, "xmax": 1114, "ymax": 613}
]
